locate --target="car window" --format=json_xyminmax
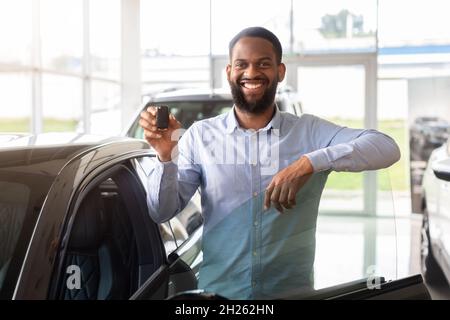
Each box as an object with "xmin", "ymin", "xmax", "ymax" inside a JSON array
[
  {"xmin": 53, "ymin": 164, "xmax": 165, "ymax": 300},
  {"xmin": 167, "ymin": 101, "xmax": 231, "ymax": 128},
  {"xmin": 132, "ymin": 157, "xmax": 204, "ymax": 256},
  {"xmin": 0, "ymin": 182, "xmax": 30, "ymax": 294},
  {"xmin": 131, "ymin": 101, "xmax": 232, "ymax": 139}
]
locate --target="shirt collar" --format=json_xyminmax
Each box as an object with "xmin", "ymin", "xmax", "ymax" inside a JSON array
[{"xmin": 225, "ymin": 104, "xmax": 282, "ymax": 135}]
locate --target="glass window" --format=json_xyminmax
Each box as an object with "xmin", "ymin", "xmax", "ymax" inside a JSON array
[
  {"xmin": 0, "ymin": 72, "xmax": 32, "ymax": 133},
  {"xmin": 314, "ymin": 217, "xmax": 365, "ymax": 289},
  {"xmin": 140, "ymin": 0, "xmax": 210, "ymax": 56},
  {"xmin": 142, "ymin": 56, "xmax": 210, "ymax": 92},
  {"xmin": 89, "ymin": 80, "xmax": 121, "ymax": 135},
  {"xmin": 211, "ymin": 0, "xmax": 291, "ymax": 55},
  {"xmin": 132, "ymin": 157, "xmax": 203, "ymax": 256},
  {"xmin": 42, "ymin": 74, "xmax": 82, "ymax": 132},
  {"xmin": 140, "ymin": 0, "xmax": 210, "ymax": 91},
  {"xmin": 378, "ymin": 0, "xmax": 450, "ymax": 47},
  {"xmin": 40, "ymin": 0, "xmax": 83, "ymax": 74},
  {"xmin": 377, "ymin": 80, "xmax": 410, "ymax": 216},
  {"xmin": 0, "ymin": 0, "xmax": 32, "ymax": 66},
  {"xmin": 90, "ymin": 0, "xmax": 120, "ymax": 80},
  {"xmin": 0, "ymin": 182, "xmax": 30, "ymax": 293},
  {"xmin": 91, "ymin": 80, "xmax": 121, "ymax": 112},
  {"xmin": 298, "ymin": 65, "xmax": 365, "ymax": 212},
  {"xmin": 293, "ymin": 0, "xmax": 377, "ymax": 54}
]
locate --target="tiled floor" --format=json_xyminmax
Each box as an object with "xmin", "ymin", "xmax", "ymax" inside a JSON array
[{"xmin": 313, "ymin": 213, "xmax": 450, "ymax": 299}]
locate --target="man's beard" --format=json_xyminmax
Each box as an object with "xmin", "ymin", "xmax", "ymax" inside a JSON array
[{"xmin": 229, "ymin": 77, "xmax": 278, "ymax": 114}]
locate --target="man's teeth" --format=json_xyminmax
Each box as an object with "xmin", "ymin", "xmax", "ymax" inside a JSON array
[{"xmin": 242, "ymin": 83, "xmax": 263, "ymax": 89}]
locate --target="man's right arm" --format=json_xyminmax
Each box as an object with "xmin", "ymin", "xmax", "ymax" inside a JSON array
[
  {"xmin": 146, "ymin": 130, "xmax": 202, "ymax": 223},
  {"xmin": 140, "ymin": 106, "xmax": 201, "ymax": 223}
]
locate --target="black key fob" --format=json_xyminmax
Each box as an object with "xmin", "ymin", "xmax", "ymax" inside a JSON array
[{"xmin": 156, "ymin": 105, "xmax": 169, "ymax": 130}]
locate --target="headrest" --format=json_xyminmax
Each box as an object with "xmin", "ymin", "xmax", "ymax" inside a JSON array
[{"xmin": 68, "ymin": 188, "xmax": 104, "ymax": 249}]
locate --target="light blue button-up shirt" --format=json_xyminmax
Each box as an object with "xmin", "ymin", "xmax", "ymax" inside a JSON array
[{"xmin": 147, "ymin": 106, "xmax": 400, "ymax": 299}]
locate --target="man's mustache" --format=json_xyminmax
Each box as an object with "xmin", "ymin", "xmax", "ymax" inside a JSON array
[{"xmin": 238, "ymin": 76, "xmax": 268, "ymax": 82}]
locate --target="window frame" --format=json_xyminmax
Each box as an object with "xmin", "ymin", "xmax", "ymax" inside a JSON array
[{"xmin": 48, "ymin": 159, "xmax": 166, "ymax": 299}]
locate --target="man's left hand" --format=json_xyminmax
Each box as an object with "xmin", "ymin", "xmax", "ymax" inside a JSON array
[{"xmin": 264, "ymin": 156, "xmax": 314, "ymax": 213}]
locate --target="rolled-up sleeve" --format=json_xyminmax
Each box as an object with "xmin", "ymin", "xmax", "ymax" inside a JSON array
[{"xmin": 303, "ymin": 115, "xmax": 401, "ymax": 173}]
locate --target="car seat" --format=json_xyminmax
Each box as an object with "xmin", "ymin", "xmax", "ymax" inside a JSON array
[{"xmin": 59, "ymin": 188, "xmax": 134, "ymax": 300}]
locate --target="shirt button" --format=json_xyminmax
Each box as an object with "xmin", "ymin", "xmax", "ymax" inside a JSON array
[
  {"xmin": 253, "ymin": 251, "xmax": 257, "ymax": 256},
  {"xmin": 253, "ymin": 192, "xmax": 258, "ymax": 197},
  {"xmin": 252, "ymin": 281, "xmax": 257, "ymax": 287},
  {"xmin": 254, "ymin": 221, "xmax": 258, "ymax": 226}
]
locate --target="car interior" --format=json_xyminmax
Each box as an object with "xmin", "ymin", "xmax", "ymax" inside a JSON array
[{"xmin": 55, "ymin": 165, "xmax": 166, "ymax": 300}]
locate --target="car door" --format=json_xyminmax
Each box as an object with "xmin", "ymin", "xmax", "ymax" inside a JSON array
[
  {"xmin": 45, "ymin": 161, "xmax": 163, "ymax": 299},
  {"xmin": 48, "ymin": 155, "xmax": 199, "ymax": 300}
]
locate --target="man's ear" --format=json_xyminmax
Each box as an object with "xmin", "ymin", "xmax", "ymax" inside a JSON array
[
  {"xmin": 278, "ymin": 63, "xmax": 286, "ymax": 82},
  {"xmin": 226, "ymin": 64, "xmax": 231, "ymax": 81}
]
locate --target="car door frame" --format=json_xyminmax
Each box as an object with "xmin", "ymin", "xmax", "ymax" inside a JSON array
[{"xmin": 47, "ymin": 160, "xmax": 167, "ymax": 299}]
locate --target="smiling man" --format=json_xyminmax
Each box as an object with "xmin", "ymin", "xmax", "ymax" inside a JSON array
[{"xmin": 140, "ymin": 27, "xmax": 401, "ymax": 299}]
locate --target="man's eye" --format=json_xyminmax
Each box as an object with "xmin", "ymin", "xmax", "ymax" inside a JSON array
[{"xmin": 260, "ymin": 62, "xmax": 271, "ymax": 67}]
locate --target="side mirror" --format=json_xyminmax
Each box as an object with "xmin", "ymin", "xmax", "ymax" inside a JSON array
[{"xmin": 432, "ymin": 158, "xmax": 450, "ymax": 182}]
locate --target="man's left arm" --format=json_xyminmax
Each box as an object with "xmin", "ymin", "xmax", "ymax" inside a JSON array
[
  {"xmin": 264, "ymin": 120, "xmax": 401, "ymax": 212},
  {"xmin": 304, "ymin": 127, "xmax": 401, "ymax": 173}
]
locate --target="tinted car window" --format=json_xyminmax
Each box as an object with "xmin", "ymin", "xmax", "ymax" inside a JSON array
[
  {"xmin": 132, "ymin": 101, "xmax": 232, "ymax": 139},
  {"xmin": 0, "ymin": 182, "xmax": 30, "ymax": 292},
  {"xmin": 132, "ymin": 157, "xmax": 203, "ymax": 255},
  {"xmin": 168, "ymin": 101, "xmax": 232, "ymax": 128},
  {"xmin": 0, "ymin": 170, "xmax": 50, "ymax": 299}
]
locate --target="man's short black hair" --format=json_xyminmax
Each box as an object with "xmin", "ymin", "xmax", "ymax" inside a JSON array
[{"xmin": 229, "ymin": 27, "xmax": 283, "ymax": 64}]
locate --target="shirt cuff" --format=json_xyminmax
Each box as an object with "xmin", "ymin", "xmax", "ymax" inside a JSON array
[
  {"xmin": 305, "ymin": 143, "xmax": 355, "ymax": 172},
  {"xmin": 304, "ymin": 149, "xmax": 331, "ymax": 172}
]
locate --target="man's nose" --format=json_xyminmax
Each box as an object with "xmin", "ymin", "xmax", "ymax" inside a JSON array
[{"xmin": 244, "ymin": 64, "xmax": 260, "ymax": 78}]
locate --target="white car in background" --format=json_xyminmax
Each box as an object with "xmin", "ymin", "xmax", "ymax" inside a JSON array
[
  {"xmin": 124, "ymin": 86, "xmax": 303, "ymax": 139},
  {"xmin": 421, "ymin": 138, "xmax": 450, "ymax": 286}
]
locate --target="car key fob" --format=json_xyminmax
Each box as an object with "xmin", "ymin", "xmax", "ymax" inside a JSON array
[{"xmin": 156, "ymin": 105, "xmax": 169, "ymax": 130}]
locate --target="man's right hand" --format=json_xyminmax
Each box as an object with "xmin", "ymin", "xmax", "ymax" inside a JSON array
[{"xmin": 139, "ymin": 106, "xmax": 182, "ymax": 162}]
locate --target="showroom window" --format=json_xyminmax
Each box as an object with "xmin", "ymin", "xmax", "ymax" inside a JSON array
[
  {"xmin": 0, "ymin": 0, "xmax": 123, "ymax": 135},
  {"xmin": 40, "ymin": 0, "xmax": 83, "ymax": 75},
  {"xmin": 140, "ymin": 0, "xmax": 210, "ymax": 93},
  {"xmin": 378, "ymin": 0, "xmax": 450, "ymax": 215},
  {"xmin": 0, "ymin": 0, "xmax": 33, "ymax": 133},
  {"xmin": 293, "ymin": 0, "xmax": 377, "ymax": 54}
]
